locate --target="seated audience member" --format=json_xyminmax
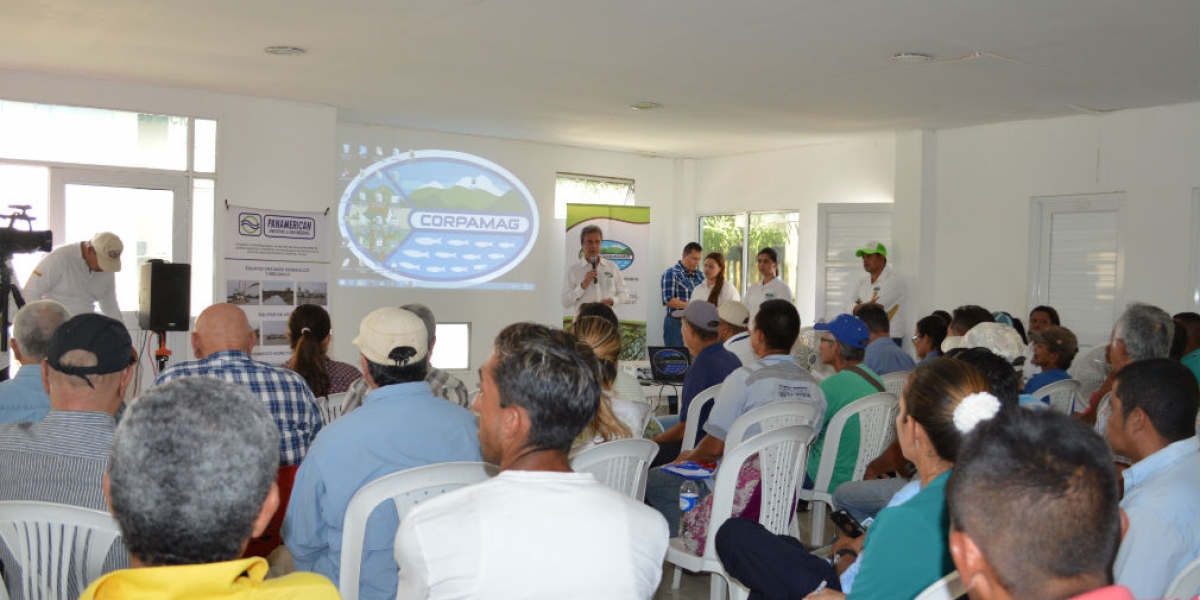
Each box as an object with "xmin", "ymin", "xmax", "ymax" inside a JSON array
[
  {"xmin": 283, "ymin": 307, "xmax": 481, "ymax": 600},
  {"xmin": 1024, "ymin": 305, "xmax": 1062, "ymax": 382},
  {"xmin": 855, "ymin": 302, "xmax": 915, "ymax": 374},
  {"xmin": 812, "ymin": 313, "xmax": 885, "ymax": 493},
  {"xmin": 718, "ymin": 359, "xmax": 1000, "ymax": 600},
  {"xmin": 343, "ymin": 303, "xmax": 471, "ymax": 412},
  {"xmin": 947, "ymin": 408, "xmax": 1132, "ymax": 600},
  {"xmin": 1025, "ymin": 325, "xmax": 1079, "ymax": 395},
  {"xmin": 1175, "ymin": 311, "xmax": 1200, "ymax": 385},
  {"xmin": 80, "ymin": 378, "xmax": 338, "ymax": 599},
  {"xmin": 283, "ymin": 303, "xmax": 362, "ymax": 397},
  {"xmin": 1080, "ymin": 303, "xmax": 1173, "ymax": 424},
  {"xmin": 0, "ymin": 300, "xmax": 69, "ymax": 423},
  {"xmin": 650, "ymin": 301, "xmax": 742, "ymax": 465},
  {"xmin": 0, "ymin": 313, "xmax": 135, "ymax": 597},
  {"xmin": 991, "ymin": 311, "xmax": 1027, "ymax": 344},
  {"xmin": 645, "ymin": 299, "xmax": 823, "ymax": 536},
  {"xmin": 1170, "ymin": 319, "xmax": 1189, "ymax": 361},
  {"xmin": 719, "ymin": 301, "xmax": 756, "ymax": 366},
  {"xmin": 691, "ymin": 251, "xmax": 740, "ymax": 306},
  {"xmin": 395, "ymin": 323, "xmax": 668, "ymax": 599},
  {"xmin": 156, "ymin": 303, "xmax": 322, "ymax": 467},
  {"xmin": 1105, "ymin": 358, "xmax": 1200, "ymax": 598},
  {"xmin": 912, "ymin": 314, "xmax": 948, "ymax": 365},
  {"xmin": 576, "ymin": 302, "xmax": 645, "ymax": 409},
  {"xmin": 941, "ymin": 305, "xmax": 995, "ymax": 352},
  {"xmin": 569, "ymin": 315, "xmax": 636, "ymax": 453}
]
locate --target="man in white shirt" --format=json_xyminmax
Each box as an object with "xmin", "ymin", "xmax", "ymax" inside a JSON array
[
  {"xmin": 849, "ymin": 241, "xmax": 906, "ymax": 346},
  {"xmin": 22, "ymin": 232, "xmax": 123, "ymax": 319},
  {"xmin": 718, "ymin": 301, "xmax": 757, "ymax": 366},
  {"xmin": 395, "ymin": 323, "xmax": 668, "ymax": 599},
  {"xmin": 561, "ymin": 224, "xmax": 629, "ymax": 312},
  {"xmin": 742, "ymin": 247, "xmax": 792, "ymax": 320}
]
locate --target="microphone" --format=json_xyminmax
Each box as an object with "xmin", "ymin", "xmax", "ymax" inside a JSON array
[{"xmin": 591, "ymin": 257, "xmax": 599, "ymax": 284}]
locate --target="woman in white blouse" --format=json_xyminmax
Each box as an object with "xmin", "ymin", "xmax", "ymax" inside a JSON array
[{"xmin": 690, "ymin": 251, "xmax": 740, "ymax": 306}]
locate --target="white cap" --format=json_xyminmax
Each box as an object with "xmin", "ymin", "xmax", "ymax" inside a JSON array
[{"xmin": 353, "ymin": 307, "xmax": 428, "ymax": 366}]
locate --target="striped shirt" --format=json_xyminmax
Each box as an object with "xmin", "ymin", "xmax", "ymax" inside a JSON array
[
  {"xmin": 660, "ymin": 261, "xmax": 705, "ymax": 307},
  {"xmin": 156, "ymin": 350, "xmax": 322, "ymax": 466}
]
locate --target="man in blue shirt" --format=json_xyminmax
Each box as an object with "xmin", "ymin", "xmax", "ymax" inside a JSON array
[
  {"xmin": 650, "ymin": 301, "xmax": 741, "ymax": 465},
  {"xmin": 856, "ymin": 302, "xmax": 915, "ymax": 375},
  {"xmin": 1105, "ymin": 358, "xmax": 1200, "ymax": 599},
  {"xmin": 0, "ymin": 300, "xmax": 69, "ymax": 424},
  {"xmin": 283, "ymin": 307, "xmax": 481, "ymax": 600},
  {"xmin": 660, "ymin": 242, "xmax": 704, "ymax": 346}
]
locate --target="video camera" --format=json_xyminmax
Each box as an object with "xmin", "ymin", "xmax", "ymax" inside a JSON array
[{"xmin": 0, "ymin": 205, "xmax": 52, "ymax": 256}]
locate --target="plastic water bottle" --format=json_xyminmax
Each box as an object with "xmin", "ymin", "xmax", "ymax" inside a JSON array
[{"xmin": 678, "ymin": 479, "xmax": 700, "ymax": 536}]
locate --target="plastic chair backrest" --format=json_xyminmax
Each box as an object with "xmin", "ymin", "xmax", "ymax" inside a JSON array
[
  {"xmin": 570, "ymin": 438, "xmax": 660, "ymax": 501},
  {"xmin": 1165, "ymin": 554, "xmax": 1200, "ymax": 600},
  {"xmin": 0, "ymin": 501, "xmax": 122, "ymax": 600},
  {"xmin": 317, "ymin": 392, "xmax": 348, "ymax": 425},
  {"xmin": 724, "ymin": 400, "xmax": 822, "ymax": 450},
  {"xmin": 1028, "ymin": 379, "xmax": 1081, "ymax": 415},
  {"xmin": 338, "ymin": 462, "xmax": 498, "ymax": 600},
  {"xmin": 913, "ymin": 571, "xmax": 966, "ymax": 600},
  {"xmin": 682, "ymin": 384, "xmax": 721, "ymax": 452},
  {"xmin": 701, "ymin": 424, "xmax": 814, "ymax": 559},
  {"xmin": 881, "ymin": 370, "xmax": 910, "ymax": 398},
  {"xmin": 811, "ymin": 392, "xmax": 899, "ymax": 491}
]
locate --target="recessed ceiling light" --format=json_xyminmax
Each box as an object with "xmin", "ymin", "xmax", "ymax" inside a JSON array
[
  {"xmin": 629, "ymin": 102, "xmax": 662, "ymax": 111},
  {"xmin": 264, "ymin": 46, "xmax": 306, "ymax": 56},
  {"xmin": 890, "ymin": 52, "xmax": 933, "ymax": 63}
]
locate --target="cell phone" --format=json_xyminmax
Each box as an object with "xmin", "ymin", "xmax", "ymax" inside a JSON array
[{"xmin": 830, "ymin": 509, "xmax": 865, "ymax": 538}]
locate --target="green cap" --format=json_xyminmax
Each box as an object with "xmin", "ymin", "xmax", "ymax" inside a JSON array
[{"xmin": 855, "ymin": 241, "xmax": 887, "ymax": 258}]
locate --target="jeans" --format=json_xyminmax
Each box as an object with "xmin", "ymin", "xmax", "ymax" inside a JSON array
[
  {"xmin": 831, "ymin": 476, "xmax": 910, "ymax": 523},
  {"xmin": 663, "ymin": 315, "xmax": 683, "ymax": 347},
  {"xmin": 645, "ymin": 467, "xmax": 712, "ymax": 536},
  {"xmin": 716, "ymin": 518, "xmax": 842, "ymax": 599}
]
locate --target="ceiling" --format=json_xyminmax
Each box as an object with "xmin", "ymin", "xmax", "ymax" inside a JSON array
[{"xmin": 2, "ymin": 0, "xmax": 1197, "ymax": 158}]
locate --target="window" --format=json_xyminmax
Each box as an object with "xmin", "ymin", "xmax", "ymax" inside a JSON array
[
  {"xmin": 0, "ymin": 100, "xmax": 189, "ymax": 170},
  {"xmin": 815, "ymin": 203, "xmax": 893, "ymax": 321},
  {"xmin": 1029, "ymin": 194, "xmax": 1125, "ymax": 346},
  {"xmin": 698, "ymin": 211, "xmax": 800, "ymax": 297},
  {"xmin": 554, "ymin": 173, "xmax": 634, "ymax": 220}
]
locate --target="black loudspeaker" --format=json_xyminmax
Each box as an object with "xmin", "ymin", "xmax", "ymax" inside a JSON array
[{"xmin": 139, "ymin": 260, "xmax": 191, "ymax": 331}]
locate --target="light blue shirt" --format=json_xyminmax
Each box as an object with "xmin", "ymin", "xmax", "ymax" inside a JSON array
[
  {"xmin": 1113, "ymin": 436, "xmax": 1200, "ymax": 599},
  {"xmin": 0, "ymin": 364, "xmax": 50, "ymax": 424},
  {"xmin": 863, "ymin": 338, "xmax": 916, "ymax": 376},
  {"xmin": 282, "ymin": 381, "xmax": 482, "ymax": 600},
  {"xmin": 704, "ymin": 354, "xmax": 825, "ymax": 442}
]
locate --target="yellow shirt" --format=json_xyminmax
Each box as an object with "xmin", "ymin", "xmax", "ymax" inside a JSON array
[{"xmin": 78, "ymin": 557, "xmax": 340, "ymax": 600}]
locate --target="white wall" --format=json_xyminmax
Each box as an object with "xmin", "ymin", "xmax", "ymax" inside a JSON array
[{"xmin": 693, "ymin": 138, "xmax": 897, "ymax": 325}]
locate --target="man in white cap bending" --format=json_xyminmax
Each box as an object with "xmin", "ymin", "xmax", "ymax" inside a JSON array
[
  {"xmin": 849, "ymin": 240, "xmax": 906, "ymax": 347},
  {"xmin": 22, "ymin": 232, "xmax": 124, "ymax": 319}
]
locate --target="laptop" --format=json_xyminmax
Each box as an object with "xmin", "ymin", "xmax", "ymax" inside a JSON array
[{"xmin": 644, "ymin": 346, "xmax": 691, "ymax": 384}]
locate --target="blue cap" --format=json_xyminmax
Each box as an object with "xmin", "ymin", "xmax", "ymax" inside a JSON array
[{"xmin": 814, "ymin": 314, "xmax": 870, "ymax": 349}]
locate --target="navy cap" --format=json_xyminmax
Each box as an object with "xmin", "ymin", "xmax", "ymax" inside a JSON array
[{"xmin": 46, "ymin": 313, "xmax": 134, "ymax": 378}]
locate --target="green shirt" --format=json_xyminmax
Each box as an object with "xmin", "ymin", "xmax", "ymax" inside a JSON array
[
  {"xmin": 808, "ymin": 365, "xmax": 884, "ymax": 491},
  {"xmin": 1182, "ymin": 349, "xmax": 1200, "ymax": 387}
]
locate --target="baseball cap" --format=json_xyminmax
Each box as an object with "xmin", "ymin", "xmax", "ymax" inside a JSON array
[
  {"xmin": 671, "ymin": 301, "xmax": 720, "ymax": 333},
  {"xmin": 91, "ymin": 232, "xmax": 123, "ymax": 273},
  {"xmin": 718, "ymin": 301, "xmax": 751, "ymax": 328},
  {"xmin": 942, "ymin": 322, "xmax": 1025, "ymax": 361},
  {"xmin": 353, "ymin": 307, "xmax": 428, "ymax": 365},
  {"xmin": 46, "ymin": 313, "xmax": 134, "ymax": 378},
  {"xmin": 1029, "ymin": 326, "xmax": 1079, "ymax": 360},
  {"xmin": 854, "ymin": 241, "xmax": 887, "ymax": 258},
  {"xmin": 814, "ymin": 314, "xmax": 870, "ymax": 349}
]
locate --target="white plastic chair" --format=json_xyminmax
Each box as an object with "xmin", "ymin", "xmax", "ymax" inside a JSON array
[
  {"xmin": 570, "ymin": 438, "xmax": 660, "ymax": 501},
  {"xmin": 798, "ymin": 391, "xmax": 899, "ymax": 547},
  {"xmin": 881, "ymin": 370, "xmax": 910, "ymax": 398},
  {"xmin": 1028, "ymin": 378, "xmax": 1081, "ymax": 415},
  {"xmin": 913, "ymin": 570, "xmax": 966, "ymax": 600},
  {"xmin": 682, "ymin": 384, "xmax": 722, "ymax": 452},
  {"xmin": 667, "ymin": 424, "xmax": 815, "ymax": 600},
  {"xmin": 1165, "ymin": 554, "xmax": 1200, "ymax": 600},
  {"xmin": 723, "ymin": 400, "xmax": 824, "ymax": 450},
  {"xmin": 0, "ymin": 501, "xmax": 123, "ymax": 600},
  {"xmin": 316, "ymin": 392, "xmax": 348, "ymax": 425},
  {"xmin": 338, "ymin": 462, "xmax": 498, "ymax": 600}
]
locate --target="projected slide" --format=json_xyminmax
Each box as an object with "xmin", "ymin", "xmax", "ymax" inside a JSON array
[{"xmin": 337, "ymin": 149, "xmax": 539, "ymax": 289}]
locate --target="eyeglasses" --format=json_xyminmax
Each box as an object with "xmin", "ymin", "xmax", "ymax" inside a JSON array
[{"xmin": 911, "ymin": 334, "xmax": 921, "ymax": 341}]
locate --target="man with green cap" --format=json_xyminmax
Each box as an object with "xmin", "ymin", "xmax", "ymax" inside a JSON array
[{"xmin": 850, "ymin": 240, "xmax": 907, "ymax": 347}]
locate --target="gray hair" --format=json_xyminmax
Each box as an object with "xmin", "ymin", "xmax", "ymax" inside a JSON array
[
  {"xmin": 12, "ymin": 300, "xmax": 69, "ymax": 361},
  {"xmin": 1113, "ymin": 303, "xmax": 1173, "ymax": 362},
  {"xmin": 108, "ymin": 378, "xmax": 280, "ymax": 566},
  {"xmin": 580, "ymin": 224, "xmax": 602, "ymax": 244},
  {"xmin": 836, "ymin": 339, "xmax": 866, "ymax": 363},
  {"xmin": 401, "ymin": 303, "xmax": 437, "ymax": 350}
]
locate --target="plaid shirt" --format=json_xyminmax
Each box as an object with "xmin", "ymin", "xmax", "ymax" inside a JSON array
[
  {"xmin": 660, "ymin": 260, "xmax": 706, "ymax": 308},
  {"xmin": 340, "ymin": 366, "xmax": 471, "ymax": 413},
  {"xmin": 156, "ymin": 350, "xmax": 322, "ymax": 466}
]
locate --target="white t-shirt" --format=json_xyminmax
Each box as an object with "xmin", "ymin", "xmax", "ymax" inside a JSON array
[
  {"xmin": 22, "ymin": 243, "xmax": 121, "ymax": 319},
  {"xmin": 742, "ymin": 277, "xmax": 793, "ymax": 320},
  {"xmin": 690, "ymin": 280, "xmax": 740, "ymax": 306},
  {"xmin": 723, "ymin": 331, "xmax": 758, "ymax": 366},
  {"xmin": 395, "ymin": 470, "xmax": 669, "ymax": 600},
  {"xmin": 850, "ymin": 266, "xmax": 906, "ymax": 341}
]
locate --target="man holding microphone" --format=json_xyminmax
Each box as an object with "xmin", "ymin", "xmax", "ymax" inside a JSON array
[{"xmin": 561, "ymin": 224, "xmax": 629, "ymax": 312}]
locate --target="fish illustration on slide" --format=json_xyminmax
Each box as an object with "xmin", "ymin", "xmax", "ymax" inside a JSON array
[
  {"xmin": 434, "ymin": 252, "xmax": 457, "ymax": 259},
  {"xmin": 462, "ymin": 253, "xmax": 482, "ymax": 260},
  {"xmin": 473, "ymin": 241, "xmax": 494, "ymax": 248},
  {"xmin": 446, "ymin": 240, "xmax": 470, "ymax": 247},
  {"xmin": 413, "ymin": 237, "xmax": 442, "ymax": 246},
  {"xmin": 487, "ymin": 253, "xmax": 504, "ymax": 260},
  {"xmin": 402, "ymin": 250, "xmax": 431, "ymax": 258}
]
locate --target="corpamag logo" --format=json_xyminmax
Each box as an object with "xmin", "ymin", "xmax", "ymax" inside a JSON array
[
  {"xmin": 603, "ymin": 240, "xmax": 634, "ymax": 270},
  {"xmin": 264, "ymin": 214, "xmax": 316, "ymax": 239},
  {"xmin": 239, "ymin": 213, "xmax": 262, "ymax": 236}
]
